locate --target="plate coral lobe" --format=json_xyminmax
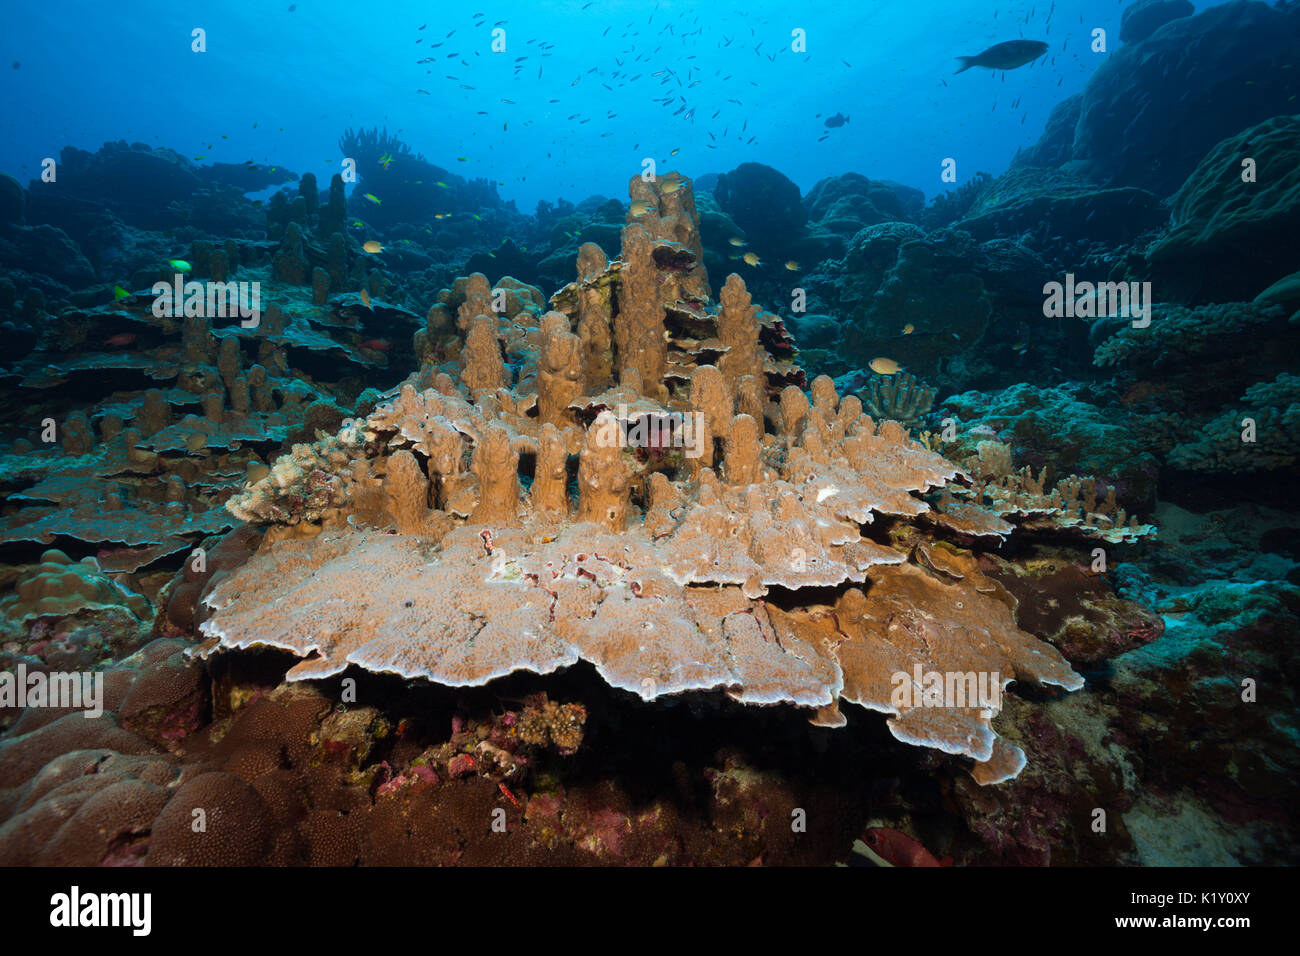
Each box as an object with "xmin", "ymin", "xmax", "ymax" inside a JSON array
[{"xmin": 201, "ymin": 173, "xmax": 1094, "ymax": 787}]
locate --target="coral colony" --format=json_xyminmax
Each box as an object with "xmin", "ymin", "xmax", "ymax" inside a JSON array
[
  {"xmin": 0, "ymin": 0, "xmax": 1297, "ymax": 871},
  {"xmin": 203, "ymin": 174, "xmax": 1095, "ymax": 788}
]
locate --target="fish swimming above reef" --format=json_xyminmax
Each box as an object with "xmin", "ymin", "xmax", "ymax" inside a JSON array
[
  {"xmin": 823, "ymin": 112, "xmax": 849, "ymax": 128},
  {"xmin": 954, "ymin": 39, "xmax": 1049, "ymax": 73}
]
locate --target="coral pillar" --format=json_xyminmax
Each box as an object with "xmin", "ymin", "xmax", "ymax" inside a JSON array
[
  {"xmin": 531, "ymin": 422, "xmax": 569, "ymax": 516},
  {"xmin": 469, "ymin": 424, "xmax": 520, "ymax": 525},
  {"xmin": 460, "ymin": 314, "xmax": 506, "ymax": 394},
  {"xmin": 613, "ymin": 224, "xmax": 667, "ymax": 400},
  {"xmin": 537, "ymin": 312, "xmax": 583, "ymax": 427},
  {"xmin": 577, "ymin": 412, "xmax": 631, "ymax": 532},
  {"xmin": 717, "ymin": 274, "xmax": 765, "ymax": 403},
  {"xmin": 723, "ymin": 414, "xmax": 762, "ymax": 486},
  {"xmin": 385, "ymin": 450, "xmax": 430, "ymax": 534}
]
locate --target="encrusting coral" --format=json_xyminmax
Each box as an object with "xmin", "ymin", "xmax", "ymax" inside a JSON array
[{"xmin": 200, "ymin": 172, "xmax": 1137, "ymax": 786}]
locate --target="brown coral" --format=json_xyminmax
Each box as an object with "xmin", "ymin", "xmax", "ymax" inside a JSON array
[
  {"xmin": 536, "ymin": 312, "xmax": 583, "ymax": 427},
  {"xmin": 613, "ymin": 224, "xmax": 667, "ymax": 399},
  {"xmin": 717, "ymin": 273, "xmax": 765, "ymax": 402},
  {"xmin": 459, "ymin": 314, "xmax": 506, "ymax": 394},
  {"xmin": 469, "ymin": 424, "xmax": 520, "ymax": 526},
  {"xmin": 192, "ymin": 172, "xmax": 1122, "ymax": 788},
  {"xmin": 576, "ymin": 413, "xmax": 631, "ymax": 532},
  {"xmin": 531, "ymin": 423, "xmax": 570, "ymax": 517},
  {"xmin": 384, "ymin": 450, "xmax": 431, "ymax": 534}
]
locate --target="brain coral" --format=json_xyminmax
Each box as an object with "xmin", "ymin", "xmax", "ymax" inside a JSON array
[{"xmin": 199, "ymin": 172, "xmax": 1098, "ymax": 785}]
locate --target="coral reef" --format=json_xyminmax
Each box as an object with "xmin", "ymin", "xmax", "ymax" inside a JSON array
[
  {"xmin": 805, "ymin": 223, "xmax": 1070, "ymax": 386},
  {"xmin": 1065, "ymin": 1, "xmax": 1300, "ymax": 194},
  {"xmin": 337, "ymin": 127, "xmax": 504, "ymax": 230},
  {"xmin": 1168, "ymin": 373, "xmax": 1300, "ymax": 473},
  {"xmin": 942, "ymin": 383, "xmax": 1166, "ymax": 511},
  {"xmin": 934, "ymin": 458, "xmax": 1158, "ymax": 546},
  {"xmin": 1093, "ymin": 301, "xmax": 1290, "ymax": 371},
  {"xmin": 1148, "ymin": 115, "xmax": 1300, "ymax": 302},
  {"xmin": 3, "ymin": 7, "xmax": 1298, "ymax": 867},
  {"xmin": 189, "ymin": 177, "xmax": 1139, "ymax": 789},
  {"xmin": 713, "ymin": 163, "xmax": 806, "ymax": 240},
  {"xmin": 954, "ymin": 166, "xmax": 1165, "ymax": 245},
  {"xmin": 1119, "ymin": 0, "xmax": 1194, "ymax": 44}
]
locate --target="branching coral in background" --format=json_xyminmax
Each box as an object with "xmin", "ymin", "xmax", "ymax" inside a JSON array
[
  {"xmin": 918, "ymin": 171, "xmax": 993, "ymax": 230},
  {"xmin": 337, "ymin": 126, "xmax": 425, "ymax": 170},
  {"xmin": 930, "ymin": 440, "xmax": 1157, "ymax": 545},
  {"xmin": 1093, "ymin": 301, "xmax": 1288, "ymax": 368},
  {"xmin": 1169, "ymin": 373, "xmax": 1300, "ymax": 472}
]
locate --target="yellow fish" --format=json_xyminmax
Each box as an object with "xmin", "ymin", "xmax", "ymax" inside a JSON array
[
  {"xmin": 728, "ymin": 237, "xmax": 746, "ymax": 247},
  {"xmin": 902, "ymin": 323, "xmax": 915, "ymax": 335},
  {"xmin": 784, "ymin": 260, "xmax": 800, "ymax": 271},
  {"xmin": 742, "ymin": 252, "xmax": 761, "ymax": 266},
  {"xmin": 660, "ymin": 178, "xmax": 682, "ymax": 194},
  {"xmin": 359, "ymin": 288, "xmax": 373, "ymax": 309},
  {"xmin": 629, "ymin": 200, "xmax": 652, "ymax": 216},
  {"xmin": 869, "ymin": 357, "xmax": 902, "ymax": 375},
  {"xmin": 362, "ymin": 240, "xmax": 383, "ymax": 254}
]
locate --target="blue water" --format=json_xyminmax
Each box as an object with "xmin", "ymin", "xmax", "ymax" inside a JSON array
[{"xmin": 1, "ymin": 0, "xmax": 1222, "ymax": 210}]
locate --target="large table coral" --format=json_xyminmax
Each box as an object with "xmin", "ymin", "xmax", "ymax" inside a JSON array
[{"xmin": 200, "ymin": 173, "xmax": 1092, "ymax": 785}]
